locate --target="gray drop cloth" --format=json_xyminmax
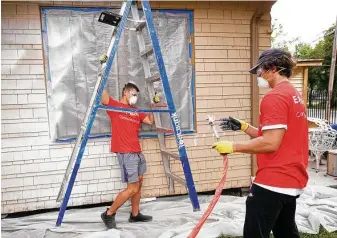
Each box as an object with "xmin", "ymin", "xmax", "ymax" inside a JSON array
[{"xmin": 2, "ymin": 185, "xmax": 337, "ymax": 238}]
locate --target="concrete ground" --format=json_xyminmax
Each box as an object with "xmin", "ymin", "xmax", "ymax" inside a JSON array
[{"xmin": 307, "ymin": 157, "xmax": 337, "ymax": 187}]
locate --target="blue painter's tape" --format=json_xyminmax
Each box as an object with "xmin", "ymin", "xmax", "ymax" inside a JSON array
[
  {"xmin": 41, "ymin": 10, "xmax": 52, "ymax": 83},
  {"xmin": 187, "ymin": 10, "xmax": 195, "ymax": 130},
  {"xmin": 41, "ymin": 7, "xmax": 110, "ymax": 13},
  {"xmin": 189, "ymin": 11, "xmax": 194, "ymax": 35},
  {"xmin": 55, "ymin": 130, "xmax": 196, "ymax": 143},
  {"xmin": 189, "ymin": 42, "xmax": 192, "ymax": 60},
  {"xmin": 191, "ymin": 65, "xmax": 195, "ymax": 131},
  {"xmin": 56, "ymin": 134, "xmax": 110, "ymax": 143},
  {"xmin": 158, "ymin": 9, "xmax": 192, "ymax": 14}
]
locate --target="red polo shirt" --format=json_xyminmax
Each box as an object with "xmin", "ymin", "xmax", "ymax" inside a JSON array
[
  {"xmin": 104, "ymin": 97, "xmax": 147, "ymax": 153},
  {"xmin": 254, "ymin": 81, "xmax": 309, "ymax": 189}
]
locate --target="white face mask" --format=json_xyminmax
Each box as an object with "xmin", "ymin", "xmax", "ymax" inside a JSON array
[
  {"xmin": 257, "ymin": 77, "xmax": 270, "ymax": 88},
  {"xmin": 129, "ymin": 95, "xmax": 138, "ymax": 105},
  {"xmin": 256, "ymin": 67, "xmax": 286, "ymax": 88}
]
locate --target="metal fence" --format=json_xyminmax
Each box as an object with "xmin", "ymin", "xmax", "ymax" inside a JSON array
[{"xmin": 307, "ymin": 90, "xmax": 337, "ymax": 124}]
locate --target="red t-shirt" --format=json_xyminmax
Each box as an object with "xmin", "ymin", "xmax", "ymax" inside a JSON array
[
  {"xmin": 104, "ymin": 97, "xmax": 147, "ymax": 153},
  {"xmin": 254, "ymin": 81, "xmax": 309, "ymax": 189}
]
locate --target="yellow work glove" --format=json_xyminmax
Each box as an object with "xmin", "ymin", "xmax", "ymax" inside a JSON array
[
  {"xmin": 219, "ymin": 116, "xmax": 249, "ymax": 132},
  {"xmin": 212, "ymin": 141, "xmax": 234, "ymax": 155},
  {"xmin": 99, "ymin": 54, "xmax": 108, "ymax": 63},
  {"xmin": 153, "ymin": 92, "xmax": 160, "ymax": 103}
]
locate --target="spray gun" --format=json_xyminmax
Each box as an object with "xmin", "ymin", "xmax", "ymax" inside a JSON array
[{"xmin": 206, "ymin": 115, "xmax": 220, "ymax": 142}]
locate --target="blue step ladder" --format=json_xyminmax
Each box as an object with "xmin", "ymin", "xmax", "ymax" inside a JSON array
[{"xmin": 56, "ymin": 0, "xmax": 200, "ymax": 227}]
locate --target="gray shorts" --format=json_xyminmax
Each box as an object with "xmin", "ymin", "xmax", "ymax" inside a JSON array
[{"xmin": 116, "ymin": 153, "xmax": 147, "ymax": 184}]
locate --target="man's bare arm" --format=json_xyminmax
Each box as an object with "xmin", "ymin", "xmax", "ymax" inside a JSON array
[
  {"xmin": 101, "ymin": 90, "xmax": 110, "ymax": 105},
  {"xmin": 142, "ymin": 113, "xmax": 154, "ymax": 125},
  {"xmin": 245, "ymin": 126, "xmax": 259, "ymax": 138},
  {"xmin": 234, "ymin": 128, "xmax": 286, "ymax": 154}
]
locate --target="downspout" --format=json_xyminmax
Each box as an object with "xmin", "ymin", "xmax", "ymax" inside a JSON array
[
  {"xmin": 250, "ymin": 10, "xmax": 264, "ymax": 176},
  {"xmin": 303, "ymin": 67, "xmax": 309, "ymax": 107}
]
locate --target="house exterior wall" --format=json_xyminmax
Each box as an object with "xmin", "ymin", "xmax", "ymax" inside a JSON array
[
  {"xmin": 291, "ymin": 67, "xmax": 304, "ymax": 94},
  {"xmin": 1, "ymin": 1, "xmax": 275, "ymax": 214}
]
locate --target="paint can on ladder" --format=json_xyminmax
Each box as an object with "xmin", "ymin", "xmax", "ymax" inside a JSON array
[{"xmin": 327, "ymin": 150, "xmax": 337, "ymax": 177}]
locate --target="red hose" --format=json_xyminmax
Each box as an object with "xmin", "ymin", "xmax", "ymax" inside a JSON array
[{"xmin": 187, "ymin": 155, "xmax": 229, "ymax": 238}]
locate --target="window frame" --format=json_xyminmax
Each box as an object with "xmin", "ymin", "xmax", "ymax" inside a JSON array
[{"xmin": 41, "ymin": 7, "xmax": 195, "ymax": 143}]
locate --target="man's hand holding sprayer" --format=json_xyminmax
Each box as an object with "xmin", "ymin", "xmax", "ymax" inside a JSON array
[{"xmin": 212, "ymin": 117, "xmax": 259, "ymax": 154}]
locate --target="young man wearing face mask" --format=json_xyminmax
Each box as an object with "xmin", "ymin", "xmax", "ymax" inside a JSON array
[
  {"xmin": 212, "ymin": 48, "xmax": 309, "ymax": 238},
  {"xmin": 100, "ymin": 82, "xmax": 154, "ymax": 229}
]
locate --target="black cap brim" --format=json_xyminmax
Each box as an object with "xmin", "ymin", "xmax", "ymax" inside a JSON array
[
  {"xmin": 248, "ymin": 61, "xmax": 262, "ymax": 74},
  {"xmin": 249, "ymin": 48, "xmax": 291, "ymax": 74}
]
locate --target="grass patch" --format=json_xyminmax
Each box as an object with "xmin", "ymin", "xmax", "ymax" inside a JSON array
[{"xmin": 218, "ymin": 226, "xmax": 336, "ymax": 238}]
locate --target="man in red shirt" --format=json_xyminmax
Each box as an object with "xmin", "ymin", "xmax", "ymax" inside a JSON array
[
  {"xmin": 100, "ymin": 82, "xmax": 154, "ymax": 229},
  {"xmin": 212, "ymin": 49, "xmax": 309, "ymax": 238}
]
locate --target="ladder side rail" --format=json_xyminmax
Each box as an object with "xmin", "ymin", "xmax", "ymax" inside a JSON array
[
  {"xmin": 141, "ymin": 0, "xmax": 200, "ymax": 211},
  {"xmin": 130, "ymin": 3, "xmax": 163, "ymax": 131},
  {"xmin": 56, "ymin": 1, "xmax": 130, "ymax": 203},
  {"xmin": 130, "ymin": 3, "xmax": 173, "ymax": 191},
  {"xmin": 56, "ymin": 0, "xmax": 133, "ymax": 227}
]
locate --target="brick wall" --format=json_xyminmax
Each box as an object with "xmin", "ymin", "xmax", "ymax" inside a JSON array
[{"xmin": 1, "ymin": 1, "xmax": 275, "ymax": 214}]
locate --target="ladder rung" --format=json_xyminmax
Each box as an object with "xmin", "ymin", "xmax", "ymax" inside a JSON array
[
  {"xmin": 98, "ymin": 105, "xmax": 170, "ymax": 113},
  {"xmin": 135, "ymin": 18, "xmax": 146, "ymax": 31},
  {"xmin": 161, "ymin": 150, "xmax": 180, "ymax": 160},
  {"xmin": 151, "ymin": 102, "xmax": 168, "ymax": 108},
  {"xmin": 146, "ymin": 74, "xmax": 161, "ymax": 83},
  {"xmin": 166, "ymin": 172, "xmax": 186, "ymax": 187},
  {"xmin": 140, "ymin": 47, "xmax": 154, "ymax": 58},
  {"xmin": 156, "ymin": 127, "xmax": 173, "ymax": 134}
]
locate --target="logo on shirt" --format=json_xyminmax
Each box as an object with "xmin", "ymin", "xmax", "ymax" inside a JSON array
[
  {"xmin": 119, "ymin": 115, "xmax": 139, "ymax": 124},
  {"xmin": 296, "ymin": 111, "xmax": 307, "ymax": 118},
  {"xmin": 292, "ymin": 95, "xmax": 304, "ymax": 104},
  {"xmin": 124, "ymin": 111, "xmax": 138, "ymax": 117}
]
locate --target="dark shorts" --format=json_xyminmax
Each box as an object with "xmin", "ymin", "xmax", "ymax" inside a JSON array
[{"xmin": 116, "ymin": 153, "xmax": 147, "ymax": 184}]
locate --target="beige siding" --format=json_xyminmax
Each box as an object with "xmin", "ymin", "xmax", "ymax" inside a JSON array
[
  {"xmin": 1, "ymin": 1, "xmax": 273, "ymax": 213},
  {"xmin": 291, "ymin": 67, "xmax": 304, "ymax": 94}
]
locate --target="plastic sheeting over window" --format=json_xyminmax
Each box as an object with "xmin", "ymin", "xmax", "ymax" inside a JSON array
[{"xmin": 42, "ymin": 8, "xmax": 194, "ymax": 142}]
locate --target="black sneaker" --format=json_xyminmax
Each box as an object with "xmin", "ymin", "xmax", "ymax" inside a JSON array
[
  {"xmin": 101, "ymin": 209, "xmax": 117, "ymax": 229},
  {"xmin": 128, "ymin": 212, "xmax": 153, "ymax": 223}
]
